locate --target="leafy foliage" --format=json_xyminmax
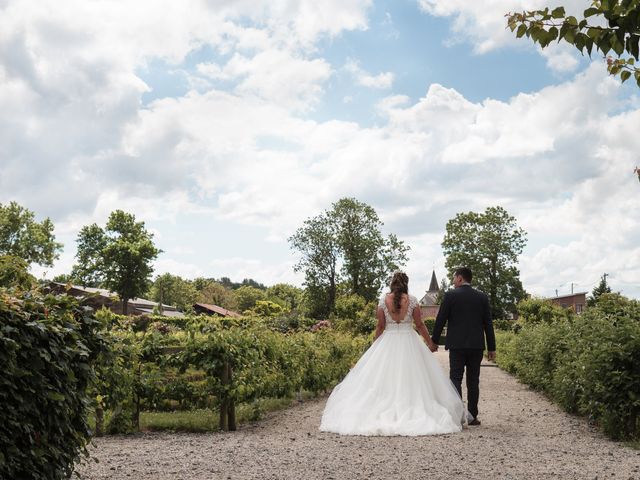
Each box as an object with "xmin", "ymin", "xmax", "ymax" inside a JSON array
[
  {"xmin": 290, "ymin": 198, "xmax": 409, "ymax": 318},
  {"xmin": 496, "ymin": 293, "xmax": 640, "ymax": 441},
  {"xmin": 507, "ymin": 1, "xmax": 640, "ymax": 87},
  {"xmin": 0, "ymin": 255, "xmax": 36, "ymax": 289},
  {"xmin": 0, "ymin": 288, "xmax": 105, "ymax": 479},
  {"xmin": 442, "ymin": 206, "xmax": 527, "ymax": 319},
  {"xmin": 266, "ymin": 283, "xmax": 304, "ymax": 311},
  {"xmin": 235, "ymin": 285, "xmax": 267, "ymax": 312},
  {"xmin": 587, "ymin": 273, "xmax": 612, "ymax": 306},
  {"xmin": 71, "ymin": 210, "xmax": 161, "ymax": 313},
  {"xmin": 194, "ymin": 279, "xmax": 239, "ymax": 311},
  {"xmin": 85, "ymin": 310, "xmax": 368, "ymax": 433},
  {"xmin": 150, "ymin": 273, "xmax": 199, "ymax": 312},
  {"xmin": 516, "ymin": 297, "xmax": 575, "ymax": 325},
  {"xmin": 0, "ymin": 201, "xmax": 63, "ymax": 267}
]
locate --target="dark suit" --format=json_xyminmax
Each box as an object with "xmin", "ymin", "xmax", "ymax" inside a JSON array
[{"xmin": 431, "ymin": 284, "xmax": 495, "ymax": 419}]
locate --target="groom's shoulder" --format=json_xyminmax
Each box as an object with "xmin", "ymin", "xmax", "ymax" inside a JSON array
[{"xmin": 470, "ymin": 286, "xmax": 489, "ymax": 301}]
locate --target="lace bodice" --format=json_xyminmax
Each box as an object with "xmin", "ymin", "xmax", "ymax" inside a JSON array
[{"xmin": 378, "ymin": 294, "xmax": 418, "ymax": 330}]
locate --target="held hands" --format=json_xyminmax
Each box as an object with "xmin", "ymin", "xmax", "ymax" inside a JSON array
[
  {"xmin": 487, "ymin": 351, "xmax": 496, "ymax": 362},
  {"xmin": 427, "ymin": 340, "xmax": 438, "ymax": 353}
]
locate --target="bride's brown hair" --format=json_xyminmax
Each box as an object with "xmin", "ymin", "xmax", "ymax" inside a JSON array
[{"xmin": 390, "ymin": 271, "xmax": 409, "ymax": 312}]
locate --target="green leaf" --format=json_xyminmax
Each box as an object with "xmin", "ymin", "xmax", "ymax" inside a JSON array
[
  {"xmin": 584, "ymin": 7, "xmax": 600, "ymax": 18},
  {"xmin": 47, "ymin": 391, "xmax": 66, "ymax": 402},
  {"xmin": 566, "ymin": 16, "xmax": 578, "ymax": 26},
  {"xmin": 587, "ymin": 28, "xmax": 601, "ymax": 40},
  {"xmin": 516, "ymin": 24, "xmax": 527, "ymax": 38},
  {"xmin": 621, "ymin": 70, "xmax": 631, "ymax": 83},
  {"xmin": 551, "ymin": 6, "xmax": 565, "ymax": 19}
]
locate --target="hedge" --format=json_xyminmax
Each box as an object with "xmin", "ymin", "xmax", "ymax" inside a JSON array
[
  {"xmin": 496, "ymin": 294, "xmax": 640, "ymax": 441},
  {"xmin": 0, "ymin": 289, "xmax": 105, "ymax": 479}
]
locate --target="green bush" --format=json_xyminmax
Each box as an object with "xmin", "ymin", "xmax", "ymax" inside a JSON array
[
  {"xmin": 496, "ymin": 294, "xmax": 640, "ymax": 441},
  {"xmin": 0, "ymin": 288, "xmax": 104, "ymax": 479},
  {"xmin": 516, "ymin": 297, "xmax": 574, "ymax": 325},
  {"xmin": 89, "ymin": 310, "xmax": 370, "ymax": 431}
]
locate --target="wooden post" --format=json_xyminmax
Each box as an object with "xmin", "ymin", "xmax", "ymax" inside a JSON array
[
  {"xmin": 227, "ymin": 363, "xmax": 236, "ymax": 431},
  {"xmin": 219, "ymin": 362, "xmax": 229, "ymax": 431},
  {"xmin": 95, "ymin": 406, "xmax": 104, "ymax": 436}
]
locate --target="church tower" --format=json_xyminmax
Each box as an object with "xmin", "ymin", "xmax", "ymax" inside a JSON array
[{"xmin": 419, "ymin": 269, "xmax": 440, "ymax": 308}]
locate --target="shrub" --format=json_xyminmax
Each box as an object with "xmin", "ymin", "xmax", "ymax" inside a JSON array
[
  {"xmin": 0, "ymin": 288, "xmax": 104, "ymax": 479},
  {"xmin": 516, "ymin": 297, "xmax": 574, "ymax": 325},
  {"xmin": 497, "ymin": 294, "xmax": 640, "ymax": 441}
]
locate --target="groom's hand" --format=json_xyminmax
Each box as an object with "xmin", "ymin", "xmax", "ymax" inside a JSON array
[{"xmin": 487, "ymin": 351, "xmax": 496, "ymax": 362}]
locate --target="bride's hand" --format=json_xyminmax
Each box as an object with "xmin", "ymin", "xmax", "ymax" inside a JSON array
[{"xmin": 428, "ymin": 340, "xmax": 438, "ymax": 353}]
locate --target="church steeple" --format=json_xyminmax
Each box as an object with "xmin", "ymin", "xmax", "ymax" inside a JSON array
[{"xmin": 428, "ymin": 270, "xmax": 439, "ymax": 293}]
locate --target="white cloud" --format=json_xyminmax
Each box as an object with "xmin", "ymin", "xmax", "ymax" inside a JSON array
[
  {"xmin": 416, "ymin": 0, "xmax": 588, "ymax": 72},
  {"xmin": 1, "ymin": 0, "xmax": 639, "ymax": 300},
  {"xmin": 345, "ymin": 58, "xmax": 395, "ymax": 89}
]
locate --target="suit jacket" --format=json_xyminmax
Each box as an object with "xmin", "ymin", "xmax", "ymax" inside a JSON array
[{"xmin": 431, "ymin": 285, "xmax": 496, "ymax": 351}]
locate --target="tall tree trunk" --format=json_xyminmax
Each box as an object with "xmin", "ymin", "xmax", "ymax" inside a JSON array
[{"xmin": 122, "ymin": 296, "xmax": 129, "ymax": 315}]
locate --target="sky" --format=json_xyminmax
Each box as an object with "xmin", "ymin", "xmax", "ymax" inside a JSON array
[{"xmin": 1, "ymin": 0, "xmax": 639, "ymax": 299}]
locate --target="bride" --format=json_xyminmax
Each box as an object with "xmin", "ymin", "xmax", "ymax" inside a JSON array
[{"xmin": 319, "ymin": 271, "xmax": 465, "ymax": 436}]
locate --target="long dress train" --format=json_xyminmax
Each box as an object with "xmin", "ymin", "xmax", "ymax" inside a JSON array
[{"xmin": 319, "ymin": 294, "xmax": 464, "ymax": 436}]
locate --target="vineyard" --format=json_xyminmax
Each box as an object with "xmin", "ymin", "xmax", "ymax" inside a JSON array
[{"xmin": 0, "ymin": 287, "xmax": 370, "ymax": 479}]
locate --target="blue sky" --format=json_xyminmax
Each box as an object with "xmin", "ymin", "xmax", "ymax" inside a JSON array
[{"xmin": 1, "ymin": 0, "xmax": 638, "ymax": 299}]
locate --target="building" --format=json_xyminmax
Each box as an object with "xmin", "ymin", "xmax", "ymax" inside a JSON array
[
  {"xmin": 48, "ymin": 282, "xmax": 185, "ymax": 317},
  {"xmin": 419, "ymin": 270, "xmax": 441, "ymax": 319},
  {"xmin": 193, "ymin": 303, "xmax": 241, "ymax": 318},
  {"xmin": 548, "ymin": 292, "xmax": 587, "ymax": 314}
]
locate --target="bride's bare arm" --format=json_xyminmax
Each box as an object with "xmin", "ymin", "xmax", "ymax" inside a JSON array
[
  {"xmin": 413, "ymin": 306, "xmax": 438, "ymax": 352},
  {"xmin": 374, "ymin": 307, "xmax": 385, "ymax": 340}
]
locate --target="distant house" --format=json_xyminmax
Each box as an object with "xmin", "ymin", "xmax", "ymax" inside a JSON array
[
  {"xmin": 48, "ymin": 282, "xmax": 185, "ymax": 318},
  {"xmin": 548, "ymin": 292, "xmax": 587, "ymax": 314},
  {"xmin": 419, "ymin": 270, "xmax": 441, "ymax": 319},
  {"xmin": 193, "ymin": 302, "xmax": 242, "ymax": 318}
]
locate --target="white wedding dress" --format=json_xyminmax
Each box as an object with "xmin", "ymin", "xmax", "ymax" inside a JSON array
[{"xmin": 319, "ymin": 294, "xmax": 465, "ymax": 436}]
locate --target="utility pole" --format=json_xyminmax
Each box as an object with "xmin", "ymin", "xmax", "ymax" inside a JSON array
[
  {"xmin": 571, "ymin": 282, "xmax": 574, "ymax": 294},
  {"xmin": 555, "ymin": 289, "xmax": 558, "ymax": 297}
]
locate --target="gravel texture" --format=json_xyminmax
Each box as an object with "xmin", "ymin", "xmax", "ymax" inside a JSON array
[{"xmin": 76, "ymin": 351, "xmax": 640, "ymax": 479}]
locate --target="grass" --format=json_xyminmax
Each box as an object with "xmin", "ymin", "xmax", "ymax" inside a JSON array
[{"xmin": 139, "ymin": 392, "xmax": 318, "ymax": 433}]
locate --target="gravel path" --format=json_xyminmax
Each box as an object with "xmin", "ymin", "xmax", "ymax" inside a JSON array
[{"xmin": 76, "ymin": 351, "xmax": 640, "ymax": 479}]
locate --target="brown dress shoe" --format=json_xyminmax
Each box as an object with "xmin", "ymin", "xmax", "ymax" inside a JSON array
[{"xmin": 468, "ymin": 418, "xmax": 481, "ymax": 426}]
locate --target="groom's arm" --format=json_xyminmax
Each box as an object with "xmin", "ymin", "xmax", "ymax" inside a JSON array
[
  {"xmin": 431, "ymin": 293, "xmax": 450, "ymax": 345},
  {"xmin": 482, "ymin": 294, "xmax": 496, "ymax": 358}
]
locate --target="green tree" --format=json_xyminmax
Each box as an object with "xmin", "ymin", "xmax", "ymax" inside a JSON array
[
  {"xmin": 0, "ymin": 201, "xmax": 62, "ymax": 267},
  {"xmin": 71, "ymin": 224, "xmax": 108, "ymax": 287},
  {"xmin": 290, "ymin": 212, "xmax": 341, "ymax": 319},
  {"xmin": 331, "ymin": 198, "xmax": 409, "ymax": 302},
  {"xmin": 587, "ymin": 273, "xmax": 612, "ymax": 306},
  {"xmin": 289, "ymin": 198, "xmax": 409, "ymax": 318},
  {"xmin": 0, "ymin": 255, "xmax": 36, "ymax": 289},
  {"xmin": 71, "ymin": 210, "xmax": 161, "ymax": 314},
  {"xmin": 334, "ymin": 293, "xmax": 367, "ymax": 320},
  {"xmin": 435, "ymin": 277, "xmax": 450, "ymax": 305},
  {"xmin": 507, "ymin": 1, "xmax": 640, "ymax": 87},
  {"xmin": 246, "ymin": 300, "xmax": 285, "ymax": 317},
  {"xmin": 442, "ymin": 206, "xmax": 527, "ymax": 320},
  {"xmin": 235, "ymin": 285, "xmax": 267, "ymax": 313},
  {"xmin": 194, "ymin": 278, "xmax": 239, "ymax": 311},
  {"xmin": 150, "ymin": 273, "xmax": 198, "ymax": 312},
  {"xmin": 266, "ymin": 283, "xmax": 303, "ymax": 311}
]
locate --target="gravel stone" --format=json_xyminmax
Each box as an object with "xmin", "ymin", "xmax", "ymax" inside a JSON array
[{"xmin": 75, "ymin": 351, "xmax": 640, "ymax": 479}]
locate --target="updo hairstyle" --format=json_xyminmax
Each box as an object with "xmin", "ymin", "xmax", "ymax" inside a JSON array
[{"xmin": 390, "ymin": 271, "xmax": 409, "ymax": 312}]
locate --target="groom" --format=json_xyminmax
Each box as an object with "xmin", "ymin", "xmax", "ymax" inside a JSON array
[{"xmin": 431, "ymin": 267, "xmax": 496, "ymax": 426}]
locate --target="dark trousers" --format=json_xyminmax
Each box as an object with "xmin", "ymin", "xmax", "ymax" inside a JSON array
[{"xmin": 449, "ymin": 349, "xmax": 484, "ymax": 419}]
